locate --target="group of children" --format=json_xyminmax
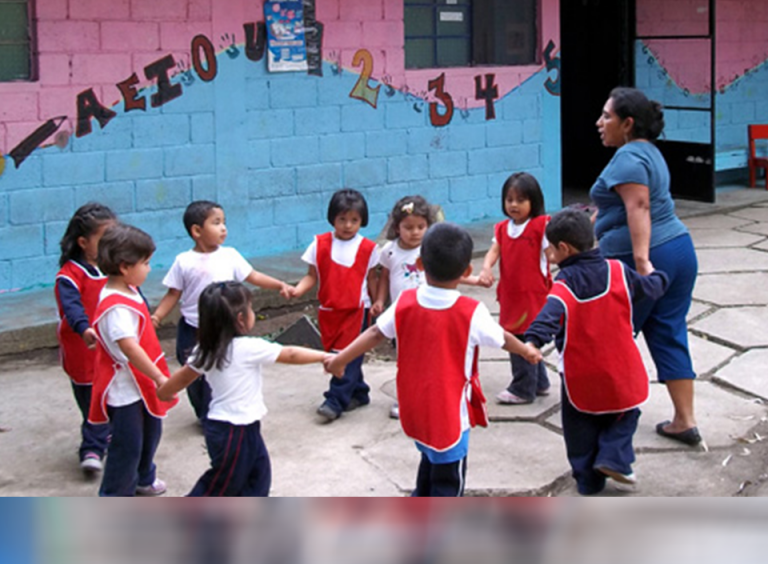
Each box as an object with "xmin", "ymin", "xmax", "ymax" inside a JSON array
[{"xmin": 54, "ymin": 172, "xmax": 667, "ymax": 497}]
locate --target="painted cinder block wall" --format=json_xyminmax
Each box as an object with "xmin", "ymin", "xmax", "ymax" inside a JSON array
[
  {"xmin": 0, "ymin": 0, "xmax": 562, "ymax": 293},
  {"xmin": 636, "ymin": 0, "xmax": 768, "ymax": 160}
]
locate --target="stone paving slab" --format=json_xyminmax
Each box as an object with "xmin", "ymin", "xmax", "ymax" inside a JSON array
[
  {"xmin": 363, "ymin": 422, "xmax": 569, "ymax": 495},
  {"xmin": 754, "ymin": 240, "xmax": 768, "ymax": 252},
  {"xmin": 693, "ymin": 272, "xmax": 768, "ymax": 306},
  {"xmin": 714, "ymin": 350, "xmax": 768, "ymax": 402},
  {"xmin": 682, "ymin": 215, "xmax": 755, "ymax": 230},
  {"xmin": 687, "ymin": 301, "xmax": 713, "ymax": 321},
  {"xmin": 634, "ymin": 382, "xmax": 767, "ymax": 450},
  {"xmin": 728, "ymin": 207, "xmax": 768, "ymax": 222},
  {"xmin": 736, "ymin": 222, "xmax": 768, "ymax": 237},
  {"xmin": 688, "ymin": 228, "xmax": 766, "ymax": 249},
  {"xmin": 695, "ymin": 248, "xmax": 768, "ymax": 274},
  {"xmin": 692, "ymin": 306, "xmax": 768, "ymax": 348}
]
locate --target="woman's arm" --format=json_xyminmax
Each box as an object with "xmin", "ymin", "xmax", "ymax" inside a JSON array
[
  {"xmin": 615, "ymin": 182, "xmax": 654, "ymax": 275},
  {"xmin": 157, "ymin": 365, "xmax": 200, "ymax": 401},
  {"xmin": 290, "ymin": 265, "xmax": 318, "ymax": 298}
]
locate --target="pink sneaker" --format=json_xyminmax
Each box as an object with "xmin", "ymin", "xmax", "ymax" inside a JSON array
[
  {"xmin": 496, "ymin": 390, "xmax": 533, "ymax": 405},
  {"xmin": 136, "ymin": 478, "xmax": 167, "ymax": 496}
]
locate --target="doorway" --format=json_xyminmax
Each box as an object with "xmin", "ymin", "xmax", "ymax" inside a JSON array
[{"xmin": 560, "ymin": 0, "xmax": 635, "ymax": 205}]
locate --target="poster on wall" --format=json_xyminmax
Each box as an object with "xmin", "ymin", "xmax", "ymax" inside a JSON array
[{"xmin": 265, "ymin": 1, "xmax": 309, "ymax": 72}]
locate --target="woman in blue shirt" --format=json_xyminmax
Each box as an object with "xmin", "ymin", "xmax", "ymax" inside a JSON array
[{"xmin": 590, "ymin": 87, "xmax": 701, "ymax": 446}]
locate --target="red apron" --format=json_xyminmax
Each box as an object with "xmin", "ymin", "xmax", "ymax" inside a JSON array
[
  {"xmin": 395, "ymin": 289, "xmax": 486, "ymax": 452},
  {"xmin": 55, "ymin": 260, "xmax": 108, "ymax": 384},
  {"xmin": 496, "ymin": 216, "xmax": 552, "ymax": 333},
  {"xmin": 315, "ymin": 232, "xmax": 376, "ymax": 351},
  {"xmin": 550, "ymin": 260, "xmax": 649, "ymax": 414},
  {"xmin": 89, "ymin": 291, "xmax": 178, "ymax": 424}
]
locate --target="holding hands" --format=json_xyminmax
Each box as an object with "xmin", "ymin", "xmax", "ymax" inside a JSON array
[
  {"xmin": 522, "ymin": 342, "xmax": 543, "ymax": 365},
  {"xmin": 477, "ymin": 267, "xmax": 495, "ymax": 288},
  {"xmin": 82, "ymin": 327, "xmax": 99, "ymax": 350}
]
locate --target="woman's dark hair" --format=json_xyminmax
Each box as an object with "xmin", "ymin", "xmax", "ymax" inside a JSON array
[
  {"xmin": 609, "ymin": 87, "xmax": 665, "ymax": 141},
  {"xmin": 420, "ymin": 222, "xmax": 473, "ymax": 282},
  {"xmin": 545, "ymin": 208, "xmax": 595, "ymax": 253},
  {"xmin": 385, "ymin": 195, "xmax": 437, "ymax": 240},
  {"xmin": 183, "ymin": 200, "xmax": 222, "ymax": 236},
  {"xmin": 501, "ymin": 172, "xmax": 545, "ymax": 219},
  {"xmin": 59, "ymin": 202, "xmax": 117, "ymax": 266},
  {"xmin": 191, "ymin": 281, "xmax": 253, "ymax": 372},
  {"xmin": 327, "ymin": 188, "xmax": 369, "ymax": 227},
  {"xmin": 97, "ymin": 223, "xmax": 156, "ymax": 276}
]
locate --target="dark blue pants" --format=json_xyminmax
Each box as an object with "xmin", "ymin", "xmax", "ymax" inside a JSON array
[
  {"xmin": 71, "ymin": 382, "xmax": 110, "ymax": 461},
  {"xmin": 561, "ymin": 386, "xmax": 640, "ymax": 495},
  {"xmin": 322, "ymin": 311, "xmax": 370, "ymax": 413},
  {"xmin": 189, "ymin": 419, "xmax": 271, "ymax": 497},
  {"xmin": 413, "ymin": 454, "xmax": 467, "ymax": 497},
  {"xmin": 177, "ymin": 317, "xmax": 211, "ymax": 421},
  {"xmin": 99, "ymin": 400, "xmax": 162, "ymax": 497},
  {"xmin": 507, "ymin": 336, "xmax": 550, "ymax": 401}
]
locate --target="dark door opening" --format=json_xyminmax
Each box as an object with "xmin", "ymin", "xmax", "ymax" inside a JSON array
[{"xmin": 560, "ymin": 0, "xmax": 634, "ymax": 205}]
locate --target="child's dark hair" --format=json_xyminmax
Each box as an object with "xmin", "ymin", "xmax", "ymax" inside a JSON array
[
  {"xmin": 545, "ymin": 209, "xmax": 595, "ymax": 253},
  {"xmin": 420, "ymin": 223, "xmax": 473, "ymax": 283},
  {"xmin": 327, "ymin": 189, "xmax": 368, "ymax": 227},
  {"xmin": 97, "ymin": 223, "xmax": 156, "ymax": 276},
  {"xmin": 183, "ymin": 200, "xmax": 222, "ymax": 236},
  {"xmin": 191, "ymin": 281, "xmax": 253, "ymax": 372},
  {"xmin": 501, "ymin": 172, "xmax": 545, "ymax": 219},
  {"xmin": 59, "ymin": 202, "xmax": 117, "ymax": 266},
  {"xmin": 609, "ymin": 86, "xmax": 665, "ymax": 141},
  {"xmin": 385, "ymin": 195, "xmax": 437, "ymax": 240}
]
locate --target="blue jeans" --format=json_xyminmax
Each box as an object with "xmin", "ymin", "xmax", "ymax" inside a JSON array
[
  {"xmin": 322, "ymin": 311, "xmax": 370, "ymax": 413},
  {"xmin": 507, "ymin": 337, "xmax": 550, "ymax": 401},
  {"xmin": 177, "ymin": 317, "xmax": 211, "ymax": 421},
  {"xmin": 99, "ymin": 400, "xmax": 162, "ymax": 497},
  {"xmin": 71, "ymin": 382, "xmax": 110, "ymax": 461},
  {"xmin": 561, "ymin": 386, "xmax": 640, "ymax": 495},
  {"xmin": 189, "ymin": 419, "xmax": 271, "ymax": 497}
]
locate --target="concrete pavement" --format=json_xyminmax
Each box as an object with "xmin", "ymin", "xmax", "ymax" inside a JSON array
[{"xmin": 2, "ymin": 187, "xmax": 768, "ymax": 496}]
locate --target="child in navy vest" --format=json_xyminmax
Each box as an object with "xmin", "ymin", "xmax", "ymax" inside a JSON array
[
  {"xmin": 524, "ymin": 209, "xmax": 668, "ymax": 495},
  {"xmin": 326, "ymin": 223, "xmax": 541, "ymax": 496}
]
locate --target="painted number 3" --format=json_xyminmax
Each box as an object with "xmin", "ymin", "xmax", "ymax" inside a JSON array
[
  {"xmin": 349, "ymin": 49, "xmax": 380, "ymax": 108},
  {"xmin": 428, "ymin": 73, "xmax": 454, "ymax": 127}
]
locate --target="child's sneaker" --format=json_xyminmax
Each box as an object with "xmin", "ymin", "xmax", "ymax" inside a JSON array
[
  {"xmin": 136, "ymin": 478, "xmax": 167, "ymax": 496},
  {"xmin": 80, "ymin": 453, "xmax": 103, "ymax": 474},
  {"xmin": 316, "ymin": 402, "xmax": 340, "ymax": 422},
  {"xmin": 496, "ymin": 390, "xmax": 532, "ymax": 405},
  {"xmin": 536, "ymin": 387, "xmax": 551, "ymax": 397},
  {"xmin": 595, "ymin": 466, "xmax": 637, "ymax": 485},
  {"xmin": 389, "ymin": 402, "xmax": 400, "ymax": 419}
]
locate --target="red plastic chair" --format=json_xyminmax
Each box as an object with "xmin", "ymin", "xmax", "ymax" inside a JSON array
[{"xmin": 748, "ymin": 125, "xmax": 768, "ymax": 189}]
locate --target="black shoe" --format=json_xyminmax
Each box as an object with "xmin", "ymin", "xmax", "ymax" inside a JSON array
[
  {"xmin": 655, "ymin": 420, "xmax": 702, "ymax": 446},
  {"xmin": 317, "ymin": 402, "xmax": 341, "ymax": 422},
  {"xmin": 344, "ymin": 396, "xmax": 370, "ymax": 412}
]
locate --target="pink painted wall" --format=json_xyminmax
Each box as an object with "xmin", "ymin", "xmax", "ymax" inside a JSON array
[
  {"xmin": 637, "ymin": 0, "xmax": 768, "ymax": 92},
  {"xmin": 0, "ymin": 0, "xmax": 560, "ymax": 155}
]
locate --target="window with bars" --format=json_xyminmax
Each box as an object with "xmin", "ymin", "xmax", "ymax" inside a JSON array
[
  {"xmin": 405, "ymin": 0, "xmax": 537, "ymax": 69},
  {"xmin": 0, "ymin": 0, "xmax": 35, "ymax": 81}
]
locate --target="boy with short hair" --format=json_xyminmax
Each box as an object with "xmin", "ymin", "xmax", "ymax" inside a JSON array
[
  {"xmin": 151, "ymin": 200, "xmax": 294, "ymax": 422},
  {"xmin": 524, "ymin": 208, "xmax": 668, "ymax": 495},
  {"xmin": 326, "ymin": 222, "xmax": 541, "ymax": 497}
]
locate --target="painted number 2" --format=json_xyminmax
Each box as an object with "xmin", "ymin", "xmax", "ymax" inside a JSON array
[{"xmin": 349, "ymin": 49, "xmax": 380, "ymax": 108}]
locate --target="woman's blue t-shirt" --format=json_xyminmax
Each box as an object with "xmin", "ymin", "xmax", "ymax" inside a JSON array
[{"xmin": 590, "ymin": 141, "xmax": 688, "ymax": 257}]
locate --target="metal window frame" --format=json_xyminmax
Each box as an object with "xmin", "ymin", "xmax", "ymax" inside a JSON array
[
  {"xmin": 405, "ymin": 0, "xmax": 473, "ymax": 69},
  {"xmin": 0, "ymin": 0, "xmax": 38, "ymax": 82}
]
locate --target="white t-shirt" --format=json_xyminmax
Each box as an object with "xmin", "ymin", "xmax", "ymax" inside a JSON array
[
  {"xmin": 379, "ymin": 239, "xmax": 425, "ymax": 302},
  {"xmin": 301, "ymin": 233, "xmax": 381, "ymax": 308},
  {"xmin": 492, "ymin": 218, "xmax": 550, "ymax": 277},
  {"xmin": 188, "ymin": 337, "xmax": 283, "ymax": 425},
  {"xmin": 97, "ymin": 287, "xmax": 144, "ymax": 407},
  {"xmin": 162, "ymin": 246, "xmax": 254, "ymax": 327},
  {"xmin": 376, "ymin": 285, "xmax": 505, "ymax": 431}
]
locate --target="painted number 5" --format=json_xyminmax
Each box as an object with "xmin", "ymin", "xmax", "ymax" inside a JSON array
[{"xmin": 349, "ymin": 49, "xmax": 380, "ymax": 108}]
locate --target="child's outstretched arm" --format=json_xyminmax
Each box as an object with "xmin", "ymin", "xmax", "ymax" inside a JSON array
[
  {"xmin": 117, "ymin": 337, "xmax": 169, "ymax": 388},
  {"xmin": 502, "ymin": 331, "xmax": 542, "ymax": 364},
  {"xmin": 290, "ymin": 265, "xmax": 318, "ymax": 299},
  {"xmin": 278, "ymin": 346, "xmax": 334, "ymax": 366},
  {"xmin": 478, "ymin": 242, "xmax": 500, "ymax": 287},
  {"xmin": 151, "ymin": 288, "xmax": 182, "ymax": 328},
  {"xmin": 157, "ymin": 365, "xmax": 200, "ymax": 402},
  {"xmin": 325, "ymin": 325, "xmax": 386, "ymax": 376},
  {"xmin": 246, "ymin": 269, "xmax": 294, "ymax": 299},
  {"xmin": 371, "ymin": 267, "xmax": 390, "ymax": 318}
]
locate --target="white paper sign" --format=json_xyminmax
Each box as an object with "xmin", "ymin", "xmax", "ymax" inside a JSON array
[{"xmin": 440, "ymin": 11, "xmax": 464, "ymax": 22}]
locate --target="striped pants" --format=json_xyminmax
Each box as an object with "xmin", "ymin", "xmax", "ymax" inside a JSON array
[{"xmin": 189, "ymin": 419, "xmax": 271, "ymax": 497}]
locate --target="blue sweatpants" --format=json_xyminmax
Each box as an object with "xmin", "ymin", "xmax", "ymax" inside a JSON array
[
  {"xmin": 561, "ymin": 387, "xmax": 640, "ymax": 496},
  {"xmin": 71, "ymin": 382, "xmax": 110, "ymax": 461},
  {"xmin": 189, "ymin": 419, "xmax": 271, "ymax": 497},
  {"xmin": 412, "ymin": 454, "xmax": 467, "ymax": 497},
  {"xmin": 99, "ymin": 400, "xmax": 162, "ymax": 497}
]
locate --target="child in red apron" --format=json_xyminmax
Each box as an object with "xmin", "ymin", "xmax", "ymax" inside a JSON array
[
  {"xmin": 89, "ymin": 224, "xmax": 178, "ymax": 496},
  {"xmin": 291, "ymin": 189, "xmax": 380, "ymax": 422},
  {"xmin": 55, "ymin": 203, "xmax": 116, "ymax": 475},
  {"xmin": 524, "ymin": 209, "xmax": 668, "ymax": 495},
  {"xmin": 478, "ymin": 172, "xmax": 552, "ymax": 405}
]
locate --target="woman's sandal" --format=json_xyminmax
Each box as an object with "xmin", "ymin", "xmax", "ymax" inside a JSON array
[{"xmin": 655, "ymin": 420, "xmax": 702, "ymax": 446}]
